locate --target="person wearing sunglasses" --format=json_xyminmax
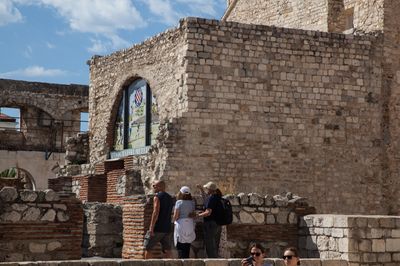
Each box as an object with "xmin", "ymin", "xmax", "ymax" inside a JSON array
[
  {"xmin": 240, "ymin": 243, "xmax": 272, "ymax": 266},
  {"xmin": 282, "ymin": 247, "xmax": 301, "ymax": 266}
]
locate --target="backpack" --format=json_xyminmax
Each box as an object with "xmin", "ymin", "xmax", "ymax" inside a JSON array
[{"xmin": 215, "ymin": 197, "xmax": 233, "ymax": 226}]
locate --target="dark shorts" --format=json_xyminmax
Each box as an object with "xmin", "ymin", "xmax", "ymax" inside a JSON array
[{"xmin": 144, "ymin": 231, "xmax": 172, "ymax": 252}]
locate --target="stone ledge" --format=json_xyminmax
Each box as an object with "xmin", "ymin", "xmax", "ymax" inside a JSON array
[{"xmin": 0, "ymin": 259, "xmax": 348, "ymax": 266}]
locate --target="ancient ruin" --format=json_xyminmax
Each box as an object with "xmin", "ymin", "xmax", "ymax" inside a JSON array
[
  {"xmin": 0, "ymin": 78, "xmax": 89, "ymax": 190},
  {"xmin": 1, "ymin": 0, "xmax": 400, "ymax": 265}
]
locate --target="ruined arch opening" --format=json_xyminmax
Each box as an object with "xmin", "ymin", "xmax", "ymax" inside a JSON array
[
  {"xmin": 110, "ymin": 78, "xmax": 159, "ymax": 159},
  {"xmin": 0, "ymin": 167, "xmax": 36, "ymax": 190}
]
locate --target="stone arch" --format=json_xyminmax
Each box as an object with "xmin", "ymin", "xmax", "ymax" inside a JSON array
[
  {"xmin": 0, "ymin": 97, "xmax": 55, "ymax": 120},
  {"xmin": 0, "ymin": 167, "xmax": 36, "ymax": 190},
  {"xmin": 106, "ymin": 75, "xmax": 157, "ymax": 153}
]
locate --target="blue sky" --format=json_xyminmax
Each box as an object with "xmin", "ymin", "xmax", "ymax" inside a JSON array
[{"xmin": 0, "ymin": 0, "xmax": 227, "ymax": 85}]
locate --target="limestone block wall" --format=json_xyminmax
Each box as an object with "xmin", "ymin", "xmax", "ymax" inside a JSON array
[
  {"xmin": 89, "ymin": 17, "xmax": 390, "ymax": 214},
  {"xmin": 225, "ymin": 0, "xmax": 329, "ymax": 31},
  {"xmin": 299, "ymin": 215, "xmax": 400, "ymax": 265},
  {"xmin": 82, "ymin": 203, "xmax": 123, "ymax": 258},
  {"xmin": 225, "ymin": 0, "xmax": 384, "ymax": 34},
  {"xmin": 328, "ymin": 0, "xmax": 384, "ymax": 33},
  {"xmin": 0, "ymin": 187, "xmax": 83, "ymax": 262},
  {"xmin": 166, "ymin": 18, "xmax": 385, "ymax": 214}
]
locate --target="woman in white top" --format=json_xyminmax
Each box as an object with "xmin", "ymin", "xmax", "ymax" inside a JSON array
[{"xmin": 173, "ymin": 186, "xmax": 196, "ymax": 258}]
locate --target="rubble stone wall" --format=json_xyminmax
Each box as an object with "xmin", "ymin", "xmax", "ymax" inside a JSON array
[
  {"xmin": 0, "ymin": 78, "xmax": 88, "ymax": 152},
  {"xmin": 0, "ymin": 187, "xmax": 83, "ymax": 262},
  {"xmin": 0, "ymin": 258, "xmax": 348, "ymax": 265},
  {"xmin": 299, "ymin": 215, "xmax": 400, "ymax": 265},
  {"xmin": 82, "ymin": 203, "xmax": 123, "ymax": 258},
  {"xmin": 122, "ymin": 192, "xmax": 314, "ymax": 259},
  {"xmin": 88, "ymin": 26, "xmax": 188, "ymax": 164}
]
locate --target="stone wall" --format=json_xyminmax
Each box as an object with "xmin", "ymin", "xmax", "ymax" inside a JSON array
[
  {"xmin": 0, "ymin": 187, "xmax": 83, "ymax": 262},
  {"xmin": 83, "ymin": 203, "xmax": 123, "ymax": 258},
  {"xmin": 65, "ymin": 132, "xmax": 89, "ymax": 165},
  {"xmin": 122, "ymin": 192, "xmax": 314, "ymax": 259},
  {"xmin": 225, "ymin": 0, "xmax": 384, "ymax": 34},
  {"xmin": 89, "ymin": 17, "xmax": 389, "ymax": 215},
  {"xmin": 88, "ymin": 25, "xmax": 188, "ymax": 164},
  {"xmin": 167, "ymin": 18, "xmax": 384, "ymax": 214},
  {"xmin": 0, "ymin": 78, "xmax": 88, "ymax": 152},
  {"xmin": 225, "ymin": 0, "xmax": 329, "ymax": 31},
  {"xmin": 0, "ymin": 150, "xmax": 64, "ymax": 190},
  {"xmin": 299, "ymin": 215, "xmax": 400, "ymax": 265},
  {"xmin": 0, "ymin": 258, "xmax": 348, "ymax": 265}
]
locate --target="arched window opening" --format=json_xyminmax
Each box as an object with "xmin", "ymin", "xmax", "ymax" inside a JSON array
[
  {"xmin": 111, "ymin": 79, "xmax": 159, "ymax": 158},
  {"xmin": 0, "ymin": 167, "xmax": 36, "ymax": 190}
]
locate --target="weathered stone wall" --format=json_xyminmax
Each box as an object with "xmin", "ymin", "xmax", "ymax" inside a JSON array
[
  {"xmin": 89, "ymin": 17, "xmax": 389, "ymax": 214},
  {"xmin": 82, "ymin": 203, "xmax": 123, "ymax": 258},
  {"xmin": 0, "ymin": 258, "xmax": 348, "ymax": 265},
  {"xmin": 88, "ymin": 26, "xmax": 188, "ymax": 164},
  {"xmin": 299, "ymin": 215, "xmax": 400, "ymax": 265},
  {"xmin": 225, "ymin": 0, "xmax": 384, "ymax": 34},
  {"xmin": 225, "ymin": 0, "xmax": 329, "ymax": 31},
  {"xmin": 328, "ymin": 0, "xmax": 384, "ymax": 33},
  {"xmin": 168, "ymin": 18, "xmax": 384, "ymax": 214},
  {"xmin": 0, "ymin": 150, "xmax": 64, "ymax": 190},
  {"xmin": 122, "ymin": 192, "xmax": 314, "ymax": 259},
  {"xmin": 381, "ymin": 0, "xmax": 400, "ymax": 215},
  {"xmin": 65, "ymin": 132, "xmax": 89, "ymax": 165},
  {"xmin": 0, "ymin": 78, "xmax": 88, "ymax": 152},
  {"xmin": 0, "ymin": 187, "xmax": 83, "ymax": 262}
]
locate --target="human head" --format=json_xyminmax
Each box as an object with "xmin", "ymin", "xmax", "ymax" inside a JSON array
[
  {"xmin": 249, "ymin": 243, "xmax": 266, "ymax": 265},
  {"xmin": 152, "ymin": 180, "xmax": 165, "ymax": 193},
  {"xmin": 203, "ymin": 181, "xmax": 217, "ymax": 194},
  {"xmin": 283, "ymin": 247, "xmax": 300, "ymax": 266},
  {"xmin": 176, "ymin": 186, "xmax": 192, "ymax": 200}
]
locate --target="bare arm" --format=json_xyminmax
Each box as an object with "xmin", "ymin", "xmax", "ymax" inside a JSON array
[
  {"xmin": 173, "ymin": 207, "xmax": 180, "ymax": 222},
  {"xmin": 198, "ymin": 208, "xmax": 212, "ymax": 218},
  {"xmin": 149, "ymin": 196, "xmax": 160, "ymax": 235}
]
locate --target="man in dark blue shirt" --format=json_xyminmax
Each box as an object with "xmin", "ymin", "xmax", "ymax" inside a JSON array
[
  {"xmin": 197, "ymin": 181, "xmax": 222, "ymax": 258},
  {"xmin": 144, "ymin": 180, "xmax": 173, "ymax": 259}
]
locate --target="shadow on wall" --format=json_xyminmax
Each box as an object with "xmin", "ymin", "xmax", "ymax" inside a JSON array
[{"xmin": 298, "ymin": 216, "xmax": 320, "ymax": 258}]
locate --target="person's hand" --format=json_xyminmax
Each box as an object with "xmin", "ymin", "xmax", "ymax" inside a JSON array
[
  {"xmin": 149, "ymin": 229, "xmax": 154, "ymax": 237},
  {"xmin": 241, "ymin": 258, "xmax": 251, "ymax": 266}
]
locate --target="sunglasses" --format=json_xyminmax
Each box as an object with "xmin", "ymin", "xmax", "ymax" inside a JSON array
[
  {"xmin": 250, "ymin": 252, "xmax": 261, "ymax": 256},
  {"xmin": 282, "ymin": 255, "xmax": 294, "ymax": 260}
]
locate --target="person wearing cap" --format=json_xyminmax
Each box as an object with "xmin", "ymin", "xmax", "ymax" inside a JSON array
[
  {"xmin": 173, "ymin": 186, "xmax": 196, "ymax": 258},
  {"xmin": 144, "ymin": 180, "xmax": 173, "ymax": 259},
  {"xmin": 197, "ymin": 181, "xmax": 222, "ymax": 258}
]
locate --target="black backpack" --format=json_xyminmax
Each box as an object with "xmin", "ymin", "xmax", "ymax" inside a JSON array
[{"xmin": 215, "ymin": 197, "xmax": 233, "ymax": 226}]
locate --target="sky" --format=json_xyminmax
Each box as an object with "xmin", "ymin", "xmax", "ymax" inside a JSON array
[{"xmin": 0, "ymin": 0, "xmax": 227, "ymax": 85}]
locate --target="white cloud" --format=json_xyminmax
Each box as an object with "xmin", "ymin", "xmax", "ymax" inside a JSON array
[
  {"xmin": 9, "ymin": 0, "xmax": 147, "ymax": 51},
  {"xmin": 46, "ymin": 42, "xmax": 55, "ymax": 49},
  {"xmin": 88, "ymin": 39, "xmax": 108, "ymax": 54},
  {"xmin": 0, "ymin": 65, "xmax": 67, "ymax": 78},
  {"xmin": 40, "ymin": 0, "xmax": 146, "ymax": 32},
  {"xmin": 23, "ymin": 45, "xmax": 33, "ymax": 58},
  {"xmin": 146, "ymin": 0, "xmax": 180, "ymax": 25},
  {"xmin": 0, "ymin": 0, "xmax": 23, "ymax": 26},
  {"xmin": 144, "ymin": 0, "xmax": 226, "ymax": 26}
]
